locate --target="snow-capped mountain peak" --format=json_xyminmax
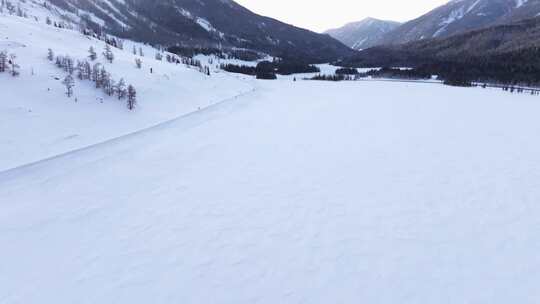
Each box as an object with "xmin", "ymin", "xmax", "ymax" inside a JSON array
[
  {"xmin": 380, "ymin": 0, "xmax": 540, "ymax": 45},
  {"xmin": 325, "ymin": 17, "xmax": 401, "ymax": 50}
]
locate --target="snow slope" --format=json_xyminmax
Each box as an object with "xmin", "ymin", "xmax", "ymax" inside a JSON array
[
  {"xmin": 1, "ymin": 79, "xmax": 540, "ymax": 303},
  {"xmin": 0, "ymin": 14, "xmax": 252, "ymax": 171}
]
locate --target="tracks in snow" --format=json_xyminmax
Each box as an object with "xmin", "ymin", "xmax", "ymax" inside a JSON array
[{"xmin": 0, "ymin": 82, "xmax": 258, "ymax": 180}]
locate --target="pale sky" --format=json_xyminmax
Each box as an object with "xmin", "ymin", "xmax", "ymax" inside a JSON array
[{"xmin": 234, "ymin": 0, "xmax": 450, "ymax": 32}]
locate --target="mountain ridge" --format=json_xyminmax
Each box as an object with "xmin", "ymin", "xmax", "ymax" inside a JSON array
[
  {"xmin": 43, "ymin": 0, "xmax": 354, "ymax": 62},
  {"xmin": 325, "ymin": 17, "xmax": 401, "ymax": 50},
  {"xmin": 379, "ymin": 0, "xmax": 540, "ymax": 45}
]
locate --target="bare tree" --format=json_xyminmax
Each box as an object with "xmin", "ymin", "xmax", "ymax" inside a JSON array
[
  {"xmin": 127, "ymin": 84, "xmax": 136, "ymax": 110},
  {"xmin": 62, "ymin": 74, "xmax": 75, "ymax": 97},
  {"xmin": 0, "ymin": 51, "xmax": 7, "ymax": 73},
  {"xmin": 9, "ymin": 53, "xmax": 19, "ymax": 77},
  {"xmin": 92, "ymin": 63, "xmax": 102, "ymax": 87}
]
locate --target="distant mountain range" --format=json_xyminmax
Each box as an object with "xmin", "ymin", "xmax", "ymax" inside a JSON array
[
  {"xmin": 341, "ymin": 15, "xmax": 540, "ymax": 67},
  {"xmin": 328, "ymin": 0, "xmax": 540, "ymax": 50},
  {"xmin": 46, "ymin": 0, "xmax": 354, "ymax": 62},
  {"xmin": 325, "ymin": 18, "xmax": 401, "ymax": 50},
  {"xmin": 379, "ymin": 0, "xmax": 540, "ymax": 45}
]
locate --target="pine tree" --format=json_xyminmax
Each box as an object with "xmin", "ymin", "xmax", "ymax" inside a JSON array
[
  {"xmin": 116, "ymin": 78, "xmax": 127, "ymax": 99},
  {"xmin": 100, "ymin": 66, "xmax": 109, "ymax": 90},
  {"xmin": 47, "ymin": 48, "xmax": 54, "ymax": 61},
  {"xmin": 127, "ymin": 85, "xmax": 136, "ymax": 110},
  {"xmin": 106, "ymin": 78, "xmax": 115, "ymax": 96},
  {"xmin": 103, "ymin": 44, "xmax": 114, "ymax": 63},
  {"xmin": 88, "ymin": 46, "xmax": 97, "ymax": 61},
  {"xmin": 62, "ymin": 74, "xmax": 75, "ymax": 97},
  {"xmin": 132, "ymin": 45, "xmax": 137, "ymax": 55},
  {"xmin": 46, "ymin": 16, "xmax": 52, "ymax": 25},
  {"xmin": 83, "ymin": 61, "xmax": 91, "ymax": 80},
  {"xmin": 155, "ymin": 52, "xmax": 163, "ymax": 61},
  {"xmin": 135, "ymin": 57, "xmax": 142, "ymax": 69},
  {"xmin": 92, "ymin": 63, "xmax": 101, "ymax": 87},
  {"xmin": 138, "ymin": 47, "xmax": 144, "ymax": 57}
]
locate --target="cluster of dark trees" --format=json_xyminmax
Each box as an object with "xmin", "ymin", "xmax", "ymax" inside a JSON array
[
  {"xmin": 48, "ymin": 48, "xmax": 137, "ymax": 110},
  {"xmin": 220, "ymin": 60, "xmax": 319, "ymax": 79},
  {"xmin": 339, "ymin": 29, "xmax": 540, "ymax": 88},
  {"xmin": 220, "ymin": 63, "xmax": 256, "ymax": 75},
  {"xmin": 335, "ymin": 68, "xmax": 359, "ymax": 75},
  {"xmin": 413, "ymin": 49, "xmax": 540, "ymax": 87},
  {"xmin": 219, "ymin": 62, "xmax": 276, "ymax": 79},
  {"xmin": 167, "ymin": 46, "xmax": 265, "ymax": 62},
  {"xmin": 357, "ymin": 67, "xmax": 432, "ymax": 81},
  {"xmin": 0, "ymin": 50, "xmax": 20, "ymax": 77},
  {"xmin": 309, "ymin": 74, "xmax": 352, "ymax": 81},
  {"xmin": 268, "ymin": 60, "xmax": 320, "ymax": 75}
]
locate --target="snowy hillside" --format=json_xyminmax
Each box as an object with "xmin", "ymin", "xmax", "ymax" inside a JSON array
[
  {"xmin": 6, "ymin": 0, "xmax": 353, "ymax": 62},
  {"xmin": 0, "ymin": 13, "xmax": 252, "ymax": 171}
]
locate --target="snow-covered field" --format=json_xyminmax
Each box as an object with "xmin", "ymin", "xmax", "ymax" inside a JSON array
[
  {"xmin": 2, "ymin": 77, "xmax": 540, "ymax": 303},
  {"xmin": 2, "ymin": 7, "xmax": 540, "ymax": 304}
]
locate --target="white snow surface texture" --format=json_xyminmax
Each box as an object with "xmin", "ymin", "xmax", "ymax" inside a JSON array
[{"xmin": 2, "ymin": 12, "xmax": 540, "ymax": 304}]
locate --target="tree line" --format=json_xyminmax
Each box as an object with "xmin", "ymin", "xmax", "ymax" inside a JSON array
[
  {"xmin": 220, "ymin": 60, "xmax": 320, "ymax": 79},
  {"xmin": 0, "ymin": 50, "xmax": 20, "ymax": 77},
  {"xmin": 48, "ymin": 46, "xmax": 137, "ymax": 110}
]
